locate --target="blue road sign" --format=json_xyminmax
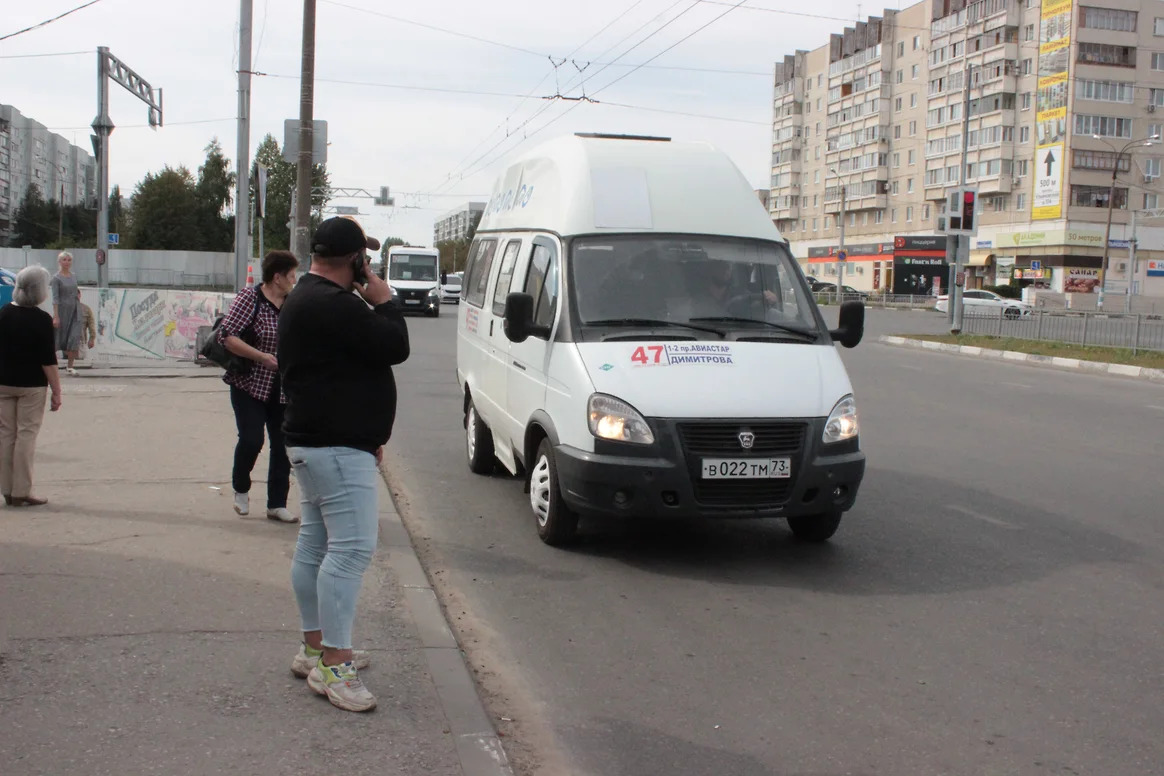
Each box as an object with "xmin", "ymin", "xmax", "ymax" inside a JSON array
[
  {"xmin": 1030, "ymin": 259, "xmax": 1041, "ymax": 271},
  {"xmin": 108, "ymin": 233, "xmax": 120, "ymax": 245}
]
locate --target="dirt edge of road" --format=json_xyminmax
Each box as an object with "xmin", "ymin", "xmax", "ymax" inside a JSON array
[{"xmin": 380, "ymin": 451, "xmax": 573, "ymax": 776}]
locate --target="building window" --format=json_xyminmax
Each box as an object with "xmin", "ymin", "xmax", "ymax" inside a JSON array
[
  {"xmin": 892, "ymin": 181, "xmax": 900, "ymax": 195},
  {"xmin": 1156, "ymin": 17, "xmax": 1164, "ymax": 35},
  {"xmin": 850, "ymin": 212, "xmax": 856, "ymax": 226},
  {"xmin": 1024, "ymin": 23, "xmax": 1035, "ymax": 41},
  {"xmin": 1020, "ymin": 126, "xmax": 1031, "ymax": 143},
  {"xmin": 813, "ymin": 218, "xmax": 818, "ymax": 231},
  {"xmin": 1146, "ymin": 158, "xmax": 1161, "ymax": 179},
  {"xmin": 1016, "ymin": 159, "xmax": 1030, "ymax": 176},
  {"xmin": 895, "ymin": 125, "xmax": 902, "ymax": 139},
  {"xmin": 909, "ymin": 120, "xmax": 917, "ymax": 136},
  {"xmin": 906, "ymin": 206, "xmax": 913, "ymax": 222},
  {"xmin": 923, "ymin": 204, "xmax": 931, "ymax": 220},
  {"xmin": 1021, "ymin": 92, "xmax": 1032, "ymax": 110},
  {"xmin": 814, "ymin": 170, "xmax": 820, "ymax": 184},
  {"xmin": 913, "ymin": 36, "xmax": 920, "ymax": 50},
  {"xmin": 1016, "ymin": 193, "xmax": 1027, "ymax": 210},
  {"xmin": 912, "ymin": 64, "xmax": 919, "ymax": 79},
  {"xmin": 1074, "ymin": 114, "xmax": 1133, "ymax": 138},
  {"xmin": 1021, "ymin": 58, "xmax": 1033, "ymax": 75},
  {"xmin": 1081, "ymin": 7, "xmax": 1138, "ymax": 32},
  {"xmin": 910, "ymin": 93, "xmax": 917, "ymax": 108},
  {"xmin": 1076, "ymin": 79, "xmax": 1135, "ymax": 103},
  {"xmin": 862, "ymin": 212, "xmax": 869, "ymax": 225},
  {"xmin": 907, "ymin": 178, "xmax": 915, "ymax": 193},
  {"xmin": 897, "ymin": 69, "xmax": 903, "ymax": 83},
  {"xmin": 891, "ymin": 208, "xmax": 897, "ymax": 223},
  {"xmin": 908, "ymin": 149, "xmax": 916, "ymax": 165},
  {"xmin": 1151, "ymin": 123, "xmax": 1163, "ymax": 139},
  {"xmin": 1070, "ymin": 184, "xmax": 1128, "ymax": 208},
  {"xmin": 893, "ymin": 152, "xmax": 901, "ymax": 167},
  {"xmin": 895, "ymin": 97, "xmax": 903, "ymax": 112},
  {"xmin": 825, "ymin": 217, "xmax": 831, "ymax": 229},
  {"xmin": 1152, "ymin": 89, "xmax": 1164, "ymax": 107},
  {"xmin": 990, "ymin": 195, "xmax": 1008, "ymax": 212},
  {"xmin": 898, "ymin": 42, "xmax": 905, "ymax": 56},
  {"xmin": 875, "ymin": 210, "xmax": 884, "ymax": 224},
  {"xmin": 1145, "ymin": 193, "xmax": 1160, "ymax": 209},
  {"xmin": 818, "ymin": 74, "xmax": 823, "ymax": 87},
  {"xmin": 1076, "ymin": 43, "xmax": 1137, "ymax": 67}
]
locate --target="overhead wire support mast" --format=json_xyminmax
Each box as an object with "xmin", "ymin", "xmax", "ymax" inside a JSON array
[{"xmin": 92, "ymin": 46, "xmax": 163, "ymax": 289}]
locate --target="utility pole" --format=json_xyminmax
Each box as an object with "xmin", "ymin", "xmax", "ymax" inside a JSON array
[
  {"xmin": 294, "ymin": 0, "xmax": 317, "ymax": 265},
  {"xmin": 58, "ymin": 183, "xmax": 64, "ymax": 242},
  {"xmin": 234, "ymin": 0, "xmax": 254, "ymax": 292},
  {"xmin": 837, "ymin": 183, "xmax": 847, "ymax": 303},
  {"xmin": 1098, "ymin": 162, "xmax": 1119, "ymax": 312},
  {"xmin": 951, "ymin": 61, "xmax": 972, "ymax": 328},
  {"xmin": 1127, "ymin": 208, "xmax": 1137, "ymax": 310}
]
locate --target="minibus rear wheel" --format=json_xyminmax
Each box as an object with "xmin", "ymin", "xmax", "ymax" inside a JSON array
[
  {"xmin": 466, "ymin": 399, "xmax": 495, "ymax": 474},
  {"xmin": 786, "ymin": 511, "xmax": 843, "ymax": 542},
  {"xmin": 530, "ymin": 438, "xmax": 579, "ymax": 546}
]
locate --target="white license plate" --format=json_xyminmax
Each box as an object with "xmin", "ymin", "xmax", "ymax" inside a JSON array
[
  {"xmin": 404, "ymin": 299, "xmax": 421, "ymax": 305},
  {"xmin": 701, "ymin": 458, "xmax": 791, "ymax": 479}
]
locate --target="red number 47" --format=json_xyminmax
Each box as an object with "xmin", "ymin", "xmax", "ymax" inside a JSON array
[{"xmin": 631, "ymin": 345, "xmax": 665, "ymax": 365}]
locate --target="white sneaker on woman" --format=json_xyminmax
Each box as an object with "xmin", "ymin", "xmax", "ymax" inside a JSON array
[{"xmin": 233, "ymin": 492, "xmax": 249, "ymax": 516}]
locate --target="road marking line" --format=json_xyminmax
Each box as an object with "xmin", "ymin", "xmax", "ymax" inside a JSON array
[
  {"xmin": 1148, "ymin": 405, "xmax": 1164, "ymax": 412},
  {"xmin": 896, "ymin": 363, "xmax": 924, "ymax": 371},
  {"xmin": 945, "ymin": 504, "xmax": 1018, "ymax": 529},
  {"xmin": 1001, "ymin": 382, "xmax": 1032, "ymax": 389}
]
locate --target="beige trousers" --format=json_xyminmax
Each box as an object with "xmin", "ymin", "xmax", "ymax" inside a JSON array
[{"xmin": 0, "ymin": 385, "xmax": 48, "ymax": 499}]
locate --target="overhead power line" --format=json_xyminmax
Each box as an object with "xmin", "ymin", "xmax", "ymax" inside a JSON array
[
  {"xmin": 0, "ymin": 0, "xmax": 107, "ymax": 42},
  {"xmin": 0, "ymin": 50, "xmax": 88, "ymax": 59}
]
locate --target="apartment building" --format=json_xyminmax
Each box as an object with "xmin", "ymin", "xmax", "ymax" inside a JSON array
[
  {"xmin": 769, "ymin": 0, "xmax": 1164, "ymax": 298},
  {"xmin": 0, "ymin": 104, "xmax": 97, "ymax": 245},
  {"xmin": 433, "ymin": 201, "xmax": 486, "ymax": 245}
]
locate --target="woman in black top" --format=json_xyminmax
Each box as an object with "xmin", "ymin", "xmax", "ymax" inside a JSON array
[{"xmin": 0, "ymin": 266, "xmax": 62, "ymax": 507}]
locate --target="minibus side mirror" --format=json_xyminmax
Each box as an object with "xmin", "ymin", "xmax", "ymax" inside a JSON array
[
  {"xmin": 441, "ymin": 271, "xmax": 448, "ymax": 286},
  {"xmin": 830, "ymin": 300, "xmax": 865, "ymax": 349},
  {"xmin": 504, "ymin": 292, "xmax": 550, "ymax": 343}
]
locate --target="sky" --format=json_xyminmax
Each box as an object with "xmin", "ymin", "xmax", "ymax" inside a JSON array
[{"xmin": 1, "ymin": 0, "xmax": 894, "ymax": 246}]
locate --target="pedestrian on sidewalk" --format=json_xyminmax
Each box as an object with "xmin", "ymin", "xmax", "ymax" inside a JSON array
[
  {"xmin": 51, "ymin": 252, "xmax": 82, "ymax": 376},
  {"xmin": 219, "ymin": 250, "xmax": 300, "ymax": 524},
  {"xmin": 77, "ymin": 293, "xmax": 96, "ymax": 362},
  {"xmin": 0, "ymin": 266, "xmax": 62, "ymax": 507},
  {"xmin": 279, "ymin": 217, "xmax": 409, "ymax": 713}
]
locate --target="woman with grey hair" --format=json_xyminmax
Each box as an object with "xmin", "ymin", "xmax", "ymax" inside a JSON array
[
  {"xmin": 52, "ymin": 251, "xmax": 82, "ymax": 376},
  {"xmin": 0, "ymin": 265, "xmax": 62, "ymax": 507}
]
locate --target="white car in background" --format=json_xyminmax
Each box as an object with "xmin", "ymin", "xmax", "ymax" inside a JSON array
[
  {"xmin": 935, "ymin": 289, "xmax": 1032, "ymax": 319},
  {"xmin": 441, "ymin": 272, "xmax": 463, "ymax": 303}
]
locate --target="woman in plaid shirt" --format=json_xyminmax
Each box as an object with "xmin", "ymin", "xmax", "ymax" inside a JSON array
[{"xmin": 219, "ymin": 250, "xmax": 300, "ymax": 523}]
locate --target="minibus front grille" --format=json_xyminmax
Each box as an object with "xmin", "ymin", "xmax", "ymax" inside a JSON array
[{"xmin": 677, "ymin": 422, "xmax": 806, "ymax": 509}]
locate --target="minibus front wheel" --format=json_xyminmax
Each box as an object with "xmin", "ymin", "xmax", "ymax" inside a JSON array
[{"xmin": 529, "ymin": 438, "xmax": 579, "ymax": 546}]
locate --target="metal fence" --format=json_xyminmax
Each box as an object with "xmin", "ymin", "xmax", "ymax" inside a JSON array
[
  {"xmin": 959, "ymin": 309, "xmax": 1164, "ymax": 353},
  {"xmin": 814, "ymin": 292, "xmax": 937, "ymax": 309}
]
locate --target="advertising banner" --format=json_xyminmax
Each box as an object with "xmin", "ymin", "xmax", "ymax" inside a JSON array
[
  {"xmin": 1033, "ymin": 0, "xmax": 1072, "ymax": 220},
  {"xmin": 1064, "ymin": 268, "xmax": 1100, "ymax": 293}
]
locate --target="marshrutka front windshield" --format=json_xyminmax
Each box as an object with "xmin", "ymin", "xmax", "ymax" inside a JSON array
[
  {"xmin": 570, "ymin": 235, "xmax": 816, "ymax": 330},
  {"xmin": 389, "ymin": 254, "xmax": 438, "ymax": 282}
]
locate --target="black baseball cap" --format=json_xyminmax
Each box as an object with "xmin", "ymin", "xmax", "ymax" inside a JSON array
[{"xmin": 311, "ymin": 216, "xmax": 381, "ymax": 257}]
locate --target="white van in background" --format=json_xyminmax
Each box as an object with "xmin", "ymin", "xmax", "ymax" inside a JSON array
[
  {"xmin": 386, "ymin": 245, "xmax": 442, "ymax": 317},
  {"xmin": 455, "ymin": 133, "xmax": 866, "ymax": 546}
]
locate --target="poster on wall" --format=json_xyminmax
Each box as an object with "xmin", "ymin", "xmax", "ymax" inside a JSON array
[
  {"xmin": 1064, "ymin": 268, "xmax": 1100, "ymax": 293},
  {"xmin": 115, "ymin": 289, "xmax": 168, "ymax": 358},
  {"xmin": 1147, "ymin": 260, "xmax": 1164, "ymax": 277},
  {"xmin": 1033, "ymin": 0, "xmax": 1072, "ymax": 220},
  {"xmin": 164, "ymin": 291, "xmax": 222, "ymax": 359}
]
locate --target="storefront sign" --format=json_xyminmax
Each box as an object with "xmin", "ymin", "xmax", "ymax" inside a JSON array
[
  {"xmin": 976, "ymin": 240, "xmax": 993, "ymax": 249},
  {"xmin": 1014, "ymin": 268, "xmax": 1051, "ymax": 280},
  {"xmin": 1033, "ymin": 0, "xmax": 1072, "ymax": 220},
  {"xmin": 897, "ymin": 256, "xmax": 946, "ymax": 266},
  {"xmin": 1108, "ymin": 239, "xmax": 1131, "ymax": 249},
  {"xmin": 994, "ymin": 228, "xmax": 1104, "ymax": 248},
  {"xmin": 1064, "ymin": 268, "xmax": 1100, "ymax": 293},
  {"xmin": 1147, "ymin": 259, "xmax": 1164, "ymax": 277},
  {"xmin": 894, "ymin": 235, "xmax": 947, "ymax": 250}
]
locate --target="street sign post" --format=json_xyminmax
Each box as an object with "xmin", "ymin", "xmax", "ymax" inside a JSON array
[
  {"xmin": 1031, "ymin": 260, "xmax": 1042, "ymax": 271},
  {"xmin": 836, "ymin": 249, "xmax": 847, "ymax": 262}
]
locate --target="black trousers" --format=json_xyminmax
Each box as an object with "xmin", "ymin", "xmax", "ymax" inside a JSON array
[{"xmin": 230, "ymin": 384, "xmax": 290, "ymax": 509}]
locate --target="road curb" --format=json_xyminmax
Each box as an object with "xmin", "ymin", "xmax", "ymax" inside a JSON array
[
  {"xmin": 879, "ymin": 335, "xmax": 1164, "ymax": 383},
  {"xmin": 375, "ymin": 477, "xmax": 514, "ymax": 776}
]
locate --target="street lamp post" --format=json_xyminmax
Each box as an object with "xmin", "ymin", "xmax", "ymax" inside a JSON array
[{"xmin": 1095, "ymin": 133, "xmax": 1158, "ymax": 310}]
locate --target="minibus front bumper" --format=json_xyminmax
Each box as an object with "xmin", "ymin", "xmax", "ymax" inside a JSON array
[{"xmin": 552, "ymin": 418, "xmax": 864, "ymax": 519}]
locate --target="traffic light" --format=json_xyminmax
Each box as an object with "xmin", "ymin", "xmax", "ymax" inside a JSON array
[{"xmin": 961, "ymin": 189, "xmax": 976, "ymax": 234}]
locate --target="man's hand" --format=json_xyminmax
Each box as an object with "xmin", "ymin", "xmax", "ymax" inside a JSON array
[
  {"xmin": 50, "ymin": 391, "xmax": 62, "ymax": 412},
  {"xmin": 260, "ymin": 353, "xmax": 278, "ymax": 371},
  {"xmin": 88, "ymin": 338, "xmax": 96, "ymax": 349},
  {"xmin": 354, "ymin": 260, "xmax": 393, "ymax": 306},
  {"xmin": 52, "ymin": 316, "xmax": 60, "ymax": 328},
  {"xmin": 763, "ymin": 290, "xmax": 779, "ymax": 305}
]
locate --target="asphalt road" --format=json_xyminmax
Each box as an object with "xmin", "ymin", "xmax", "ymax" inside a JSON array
[{"xmin": 385, "ymin": 304, "xmax": 1164, "ymax": 776}]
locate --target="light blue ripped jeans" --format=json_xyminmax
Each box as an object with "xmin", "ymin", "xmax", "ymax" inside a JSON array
[{"xmin": 288, "ymin": 446, "xmax": 379, "ymax": 650}]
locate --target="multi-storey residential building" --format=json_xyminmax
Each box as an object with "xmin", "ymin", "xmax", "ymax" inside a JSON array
[
  {"xmin": 769, "ymin": 0, "xmax": 1164, "ymax": 299},
  {"xmin": 0, "ymin": 104, "xmax": 96, "ymax": 245},
  {"xmin": 433, "ymin": 201, "xmax": 486, "ymax": 245}
]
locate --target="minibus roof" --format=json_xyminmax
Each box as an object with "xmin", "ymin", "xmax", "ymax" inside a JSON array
[{"xmin": 477, "ymin": 133, "xmax": 785, "ymax": 242}]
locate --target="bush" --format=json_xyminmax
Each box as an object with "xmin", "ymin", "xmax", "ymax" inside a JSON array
[{"xmin": 983, "ymin": 284, "xmax": 1020, "ymax": 299}]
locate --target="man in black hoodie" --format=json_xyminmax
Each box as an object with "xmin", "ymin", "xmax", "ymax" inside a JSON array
[{"xmin": 277, "ymin": 216, "xmax": 409, "ymax": 713}]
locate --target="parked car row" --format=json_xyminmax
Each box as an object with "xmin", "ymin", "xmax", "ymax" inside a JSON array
[
  {"xmin": 811, "ymin": 281, "xmax": 869, "ymax": 300},
  {"xmin": 935, "ymin": 289, "xmax": 1032, "ymax": 318}
]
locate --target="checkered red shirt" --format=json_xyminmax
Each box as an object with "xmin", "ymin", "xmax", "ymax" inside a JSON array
[{"xmin": 218, "ymin": 286, "xmax": 285, "ymax": 403}]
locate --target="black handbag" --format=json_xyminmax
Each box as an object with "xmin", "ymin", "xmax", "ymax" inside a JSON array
[{"xmin": 199, "ymin": 293, "xmax": 260, "ymax": 374}]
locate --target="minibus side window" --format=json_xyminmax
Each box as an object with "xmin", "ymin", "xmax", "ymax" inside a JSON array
[
  {"xmin": 524, "ymin": 244, "xmax": 559, "ymax": 328},
  {"xmin": 491, "ymin": 240, "xmax": 522, "ymax": 316},
  {"xmin": 464, "ymin": 239, "xmax": 498, "ymax": 308}
]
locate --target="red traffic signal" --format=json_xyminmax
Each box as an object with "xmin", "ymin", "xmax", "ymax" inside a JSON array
[{"xmin": 960, "ymin": 190, "xmax": 976, "ymax": 233}]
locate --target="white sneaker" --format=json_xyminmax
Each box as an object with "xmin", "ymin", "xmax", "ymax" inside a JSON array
[
  {"xmin": 233, "ymin": 492, "xmax": 249, "ymax": 516},
  {"xmin": 307, "ymin": 660, "xmax": 377, "ymax": 712},
  {"xmin": 291, "ymin": 644, "xmax": 371, "ymax": 679},
  {"xmin": 66, "ymin": 367, "xmax": 78, "ymax": 376},
  {"xmin": 266, "ymin": 507, "xmax": 298, "ymax": 523}
]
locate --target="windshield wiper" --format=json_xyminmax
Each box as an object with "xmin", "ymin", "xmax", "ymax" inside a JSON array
[
  {"xmin": 689, "ymin": 317, "xmax": 817, "ymax": 339},
  {"xmin": 585, "ymin": 318, "xmax": 727, "ymax": 337}
]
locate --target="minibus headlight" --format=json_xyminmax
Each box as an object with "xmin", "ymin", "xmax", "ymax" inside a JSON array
[
  {"xmin": 587, "ymin": 394, "xmax": 655, "ymax": 445},
  {"xmin": 822, "ymin": 394, "xmax": 859, "ymax": 444},
  {"xmin": 427, "ymin": 286, "xmax": 440, "ymax": 297}
]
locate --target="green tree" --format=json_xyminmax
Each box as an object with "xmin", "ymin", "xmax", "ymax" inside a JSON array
[
  {"xmin": 127, "ymin": 166, "xmax": 203, "ymax": 249},
  {"xmin": 250, "ymin": 134, "xmax": 330, "ymax": 252},
  {"xmin": 195, "ymin": 138, "xmax": 236, "ymax": 252},
  {"xmin": 12, "ymin": 187, "xmax": 53, "ymax": 247},
  {"xmin": 435, "ymin": 238, "xmax": 473, "ymax": 274},
  {"xmin": 109, "ymin": 184, "xmax": 128, "ymax": 236}
]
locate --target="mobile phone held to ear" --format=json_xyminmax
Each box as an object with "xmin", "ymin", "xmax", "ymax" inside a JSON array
[{"xmin": 352, "ymin": 253, "xmax": 369, "ymax": 284}]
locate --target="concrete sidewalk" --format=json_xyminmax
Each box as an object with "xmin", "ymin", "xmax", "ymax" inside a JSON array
[{"xmin": 0, "ymin": 374, "xmax": 508, "ymax": 775}]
